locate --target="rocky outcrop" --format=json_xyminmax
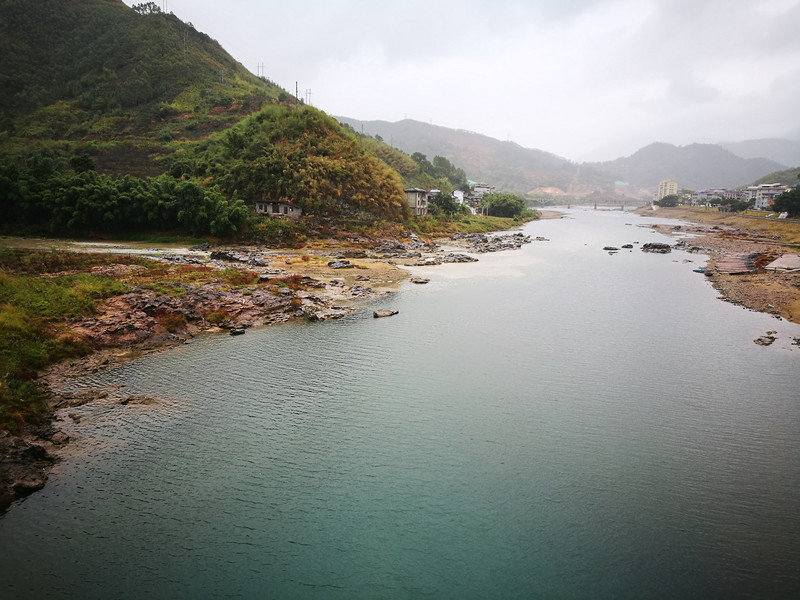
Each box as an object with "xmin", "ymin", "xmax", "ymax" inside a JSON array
[
  {"xmin": 373, "ymin": 309, "xmax": 399, "ymax": 318},
  {"xmin": 754, "ymin": 332, "xmax": 777, "ymax": 346},
  {"xmin": 411, "ymin": 253, "xmax": 479, "ymax": 266},
  {"xmin": 209, "ymin": 249, "xmax": 276, "ymax": 267},
  {"xmin": 452, "ymin": 232, "xmax": 533, "ymax": 253},
  {"xmin": 327, "ymin": 260, "xmax": 356, "ymax": 269},
  {"xmin": 0, "ymin": 433, "xmax": 56, "ymax": 512},
  {"xmin": 641, "ymin": 242, "xmax": 672, "ymax": 253}
]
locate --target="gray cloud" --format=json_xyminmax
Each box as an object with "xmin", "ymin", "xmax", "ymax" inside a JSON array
[{"xmin": 124, "ymin": 0, "xmax": 800, "ymax": 161}]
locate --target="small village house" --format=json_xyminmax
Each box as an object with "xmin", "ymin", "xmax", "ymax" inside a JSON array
[
  {"xmin": 404, "ymin": 188, "xmax": 428, "ymax": 216},
  {"xmin": 254, "ymin": 200, "xmax": 302, "ymax": 218}
]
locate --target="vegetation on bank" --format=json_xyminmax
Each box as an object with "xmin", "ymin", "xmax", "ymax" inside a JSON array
[
  {"xmin": 0, "ymin": 198, "xmax": 538, "ymax": 430},
  {"xmin": 164, "ymin": 106, "xmax": 409, "ymax": 222},
  {"xmin": 0, "ymin": 250, "xmax": 146, "ymax": 431},
  {"xmin": 772, "ymin": 186, "xmax": 800, "ymax": 218},
  {"xmin": 0, "ymin": 157, "xmax": 249, "ymax": 237}
]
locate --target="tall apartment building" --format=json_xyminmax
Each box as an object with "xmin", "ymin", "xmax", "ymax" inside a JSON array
[{"xmin": 657, "ymin": 180, "xmax": 678, "ymax": 200}]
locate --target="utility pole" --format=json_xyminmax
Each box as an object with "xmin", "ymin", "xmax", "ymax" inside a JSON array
[
  {"xmin": 219, "ymin": 70, "xmax": 225, "ymax": 84},
  {"xmin": 295, "ymin": 81, "xmax": 299, "ymax": 105}
]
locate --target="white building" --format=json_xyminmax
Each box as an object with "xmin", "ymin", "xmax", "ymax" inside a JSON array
[
  {"xmin": 745, "ymin": 183, "xmax": 788, "ymax": 210},
  {"xmin": 657, "ymin": 180, "xmax": 678, "ymax": 200},
  {"xmin": 255, "ymin": 200, "xmax": 302, "ymax": 218}
]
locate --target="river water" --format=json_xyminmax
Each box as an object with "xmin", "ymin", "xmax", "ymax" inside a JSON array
[{"xmin": 2, "ymin": 209, "xmax": 799, "ymax": 599}]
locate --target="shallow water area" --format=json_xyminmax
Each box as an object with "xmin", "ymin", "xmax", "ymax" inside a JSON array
[{"xmin": 2, "ymin": 208, "xmax": 799, "ymax": 599}]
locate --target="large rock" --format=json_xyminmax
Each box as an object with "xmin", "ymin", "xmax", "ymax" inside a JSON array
[
  {"xmin": 373, "ymin": 310, "xmax": 399, "ymax": 318},
  {"xmin": 0, "ymin": 434, "xmax": 56, "ymax": 512},
  {"xmin": 327, "ymin": 260, "xmax": 356, "ymax": 269},
  {"xmin": 641, "ymin": 243, "xmax": 672, "ymax": 254}
]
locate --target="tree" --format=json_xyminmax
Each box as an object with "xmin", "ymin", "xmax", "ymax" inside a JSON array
[
  {"xmin": 656, "ymin": 194, "xmax": 680, "ymax": 207},
  {"xmin": 483, "ymin": 193, "xmax": 526, "ymax": 218},
  {"xmin": 132, "ymin": 3, "xmax": 162, "ymax": 15},
  {"xmin": 771, "ymin": 187, "xmax": 800, "ymax": 218},
  {"xmin": 69, "ymin": 154, "xmax": 95, "ymax": 173},
  {"xmin": 429, "ymin": 193, "xmax": 467, "ymax": 218}
]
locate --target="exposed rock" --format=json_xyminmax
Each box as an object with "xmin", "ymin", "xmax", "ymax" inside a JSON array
[
  {"xmin": 348, "ymin": 285, "xmax": 373, "ymax": 297},
  {"xmin": 754, "ymin": 335, "xmax": 776, "ymax": 346},
  {"xmin": 410, "ymin": 277, "xmax": 430, "ymax": 284},
  {"xmin": 452, "ymin": 232, "xmax": 532, "ymax": 253},
  {"xmin": 50, "ymin": 431, "xmax": 70, "ymax": 445},
  {"xmin": 641, "ymin": 242, "xmax": 672, "ymax": 254},
  {"xmin": 304, "ymin": 306, "xmax": 351, "ymax": 321},
  {"xmin": 333, "ymin": 250, "xmax": 368, "ymax": 259},
  {"xmin": 0, "ymin": 434, "xmax": 56, "ymax": 512},
  {"xmin": 119, "ymin": 395, "xmax": 158, "ymax": 405},
  {"xmin": 373, "ymin": 309, "xmax": 399, "ymax": 318},
  {"xmin": 327, "ymin": 260, "xmax": 355, "ymax": 269},
  {"xmin": 210, "ymin": 249, "xmax": 275, "ymax": 266},
  {"xmin": 442, "ymin": 253, "xmax": 479, "ymax": 263}
]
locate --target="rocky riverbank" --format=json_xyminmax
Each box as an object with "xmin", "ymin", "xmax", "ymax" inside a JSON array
[
  {"xmin": 639, "ymin": 208, "xmax": 800, "ymax": 324},
  {"xmin": 1, "ymin": 227, "xmax": 540, "ymax": 511}
]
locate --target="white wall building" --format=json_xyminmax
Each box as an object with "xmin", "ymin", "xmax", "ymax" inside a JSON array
[
  {"xmin": 657, "ymin": 180, "xmax": 678, "ymax": 200},
  {"xmin": 745, "ymin": 183, "xmax": 788, "ymax": 210}
]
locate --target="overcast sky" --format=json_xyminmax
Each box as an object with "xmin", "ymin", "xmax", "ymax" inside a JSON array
[{"xmin": 125, "ymin": 0, "xmax": 800, "ymax": 161}]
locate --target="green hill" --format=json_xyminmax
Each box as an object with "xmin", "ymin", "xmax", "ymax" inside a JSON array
[
  {"xmin": 0, "ymin": 0, "xmax": 417, "ymax": 232},
  {"xmin": 752, "ymin": 166, "xmax": 800, "ymax": 187},
  {"xmin": 0, "ymin": 0, "xmax": 285, "ymax": 174}
]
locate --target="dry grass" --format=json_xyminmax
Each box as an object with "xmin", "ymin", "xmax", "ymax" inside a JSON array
[{"xmin": 654, "ymin": 208, "xmax": 800, "ymax": 245}]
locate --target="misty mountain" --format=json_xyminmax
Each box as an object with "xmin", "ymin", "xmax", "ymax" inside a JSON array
[
  {"xmin": 718, "ymin": 139, "xmax": 800, "ymax": 169},
  {"xmin": 336, "ymin": 117, "xmax": 614, "ymax": 197},
  {"xmin": 588, "ymin": 143, "xmax": 788, "ymax": 191}
]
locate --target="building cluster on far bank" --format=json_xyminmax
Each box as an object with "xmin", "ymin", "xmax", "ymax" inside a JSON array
[
  {"xmin": 690, "ymin": 183, "xmax": 789, "ymax": 210},
  {"xmin": 656, "ymin": 179, "xmax": 794, "ymax": 211},
  {"xmin": 404, "ymin": 181, "xmax": 496, "ymax": 216}
]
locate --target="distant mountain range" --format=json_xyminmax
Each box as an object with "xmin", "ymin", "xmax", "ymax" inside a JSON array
[
  {"xmin": 338, "ymin": 117, "xmax": 796, "ymax": 197},
  {"xmin": 336, "ymin": 117, "xmax": 616, "ymax": 198},
  {"xmin": 588, "ymin": 143, "xmax": 788, "ymax": 191},
  {"xmin": 719, "ymin": 139, "xmax": 800, "ymax": 168}
]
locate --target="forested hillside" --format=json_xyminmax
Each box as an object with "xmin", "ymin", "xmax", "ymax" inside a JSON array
[
  {"xmin": 0, "ymin": 0, "xmax": 431, "ymax": 234},
  {"xmin": 0, "ymin": 0, "xmax": 283, "ymax": 162},
  {"xmin": 167, "ymin": 106, "xmax": 408, "ymax": 222}
]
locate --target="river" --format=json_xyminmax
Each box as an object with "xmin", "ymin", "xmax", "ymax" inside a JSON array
[{"xmin": 2, "ymin": 208, "xmax": 799, "ymax": 599}]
